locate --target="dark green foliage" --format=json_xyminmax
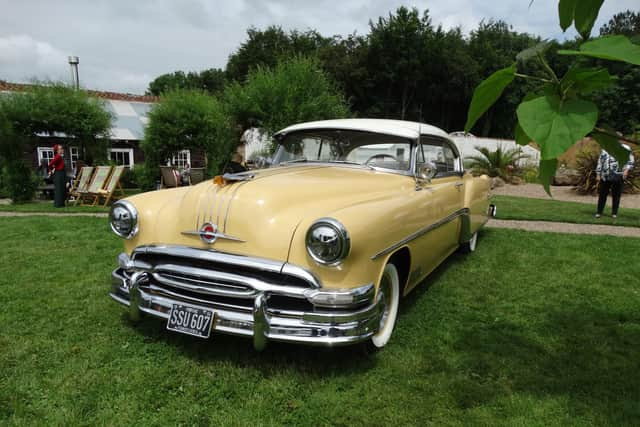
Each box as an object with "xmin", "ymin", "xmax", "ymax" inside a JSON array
[
  {"xmin": 0, "ymin": 115, "xmax": 36, "ymax": 201},
  {"xmin": 147, "ymin": 68, "xmax": 226, "ymax": 96},
  {"xmin": 141, "ymin": 89, "xmax": 234, "ymax": 188},
  {"xmin": 599, "ymin": 10, "xmax": 640, "ymax": 38},
  {"xmin": 223, "ymin": 57, "xmax": 350, "ymax": 142},
  {"xmin": 0, "ymin": 161, "xmax": 38, "ymax": 202}
]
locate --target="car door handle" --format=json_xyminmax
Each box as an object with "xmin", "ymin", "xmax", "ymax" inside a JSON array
[{"xmin": 454, "ymin": 182, "xmax": 463, "ymax": 188}]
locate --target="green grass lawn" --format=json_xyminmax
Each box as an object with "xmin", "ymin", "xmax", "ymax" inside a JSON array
[
  {"xmin": 0, "ymin": 189, "xmax": 144, "ymax": 213},
  {"xmin": 1, "ymin": 217, "xmax": 639, "ymax": 425},
  {"xmin": 493, "ymin": 195, "xmax": 640, "ymax": 228}
]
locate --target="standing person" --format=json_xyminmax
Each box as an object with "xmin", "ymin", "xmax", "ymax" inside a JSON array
[
  {"xmin": 595, "ymin": 143, "xmax": 635, "ymax": 218},
  {"xmin": 48, "ymin": 144, "xmax": 66, "ymax": 208}
]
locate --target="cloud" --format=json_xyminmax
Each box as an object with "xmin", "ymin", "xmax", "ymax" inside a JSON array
[
  {"xmin": 0, "ymin": 34, "xmax": 69, "ymax": 83},
  {"xmin": 1, "ymin": 0, "xmax": 638, "ymax": 94}
]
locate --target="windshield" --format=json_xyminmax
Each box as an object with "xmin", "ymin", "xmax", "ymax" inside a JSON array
[{"xmin": 272, "ymin": 129, "xmax": 413, "ymax": 171}]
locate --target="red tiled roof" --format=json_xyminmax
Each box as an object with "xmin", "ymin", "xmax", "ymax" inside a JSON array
[{"xmin": 0, "ymin": 81, "xmax": 159, "ymax": 103}]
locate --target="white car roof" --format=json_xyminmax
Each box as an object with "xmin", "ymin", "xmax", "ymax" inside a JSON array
[{"xmin": 274, "ymin": 118, "xmax": 450, "ymax": 140}]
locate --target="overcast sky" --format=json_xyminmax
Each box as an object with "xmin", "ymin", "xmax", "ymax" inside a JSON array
[{"xmin": 1, "ymin": 0, "xmax": 637, "ymax": 94}]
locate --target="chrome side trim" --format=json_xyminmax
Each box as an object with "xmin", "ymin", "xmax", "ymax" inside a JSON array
[
  {"xmin": 370, "ymin": 208, "xmax": 469, "ymax": 260},
  {"xmin": 131, "ymin": 245, "xmax": 321, "ymax": 289},
  {"xmin": 180, "ymin": 230, "xmax": 245, "ymax": 242}
]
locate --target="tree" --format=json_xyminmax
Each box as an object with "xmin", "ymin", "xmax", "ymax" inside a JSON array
[
  {"xmin": 366, "ymin": 7, "xmax": 433, "ymax": 120},
  {"xmin": 466, "ymin": 20, "xmax": 540, "ymax": 137},
  {"xmin": 223, "ymin": 57, "xmax": 350, "ymax": 142},
  {"xmin": 465, "ymin": 2, "xmax": 640, "ymax": 194},
  {"xmin": 599, "ymin": 10, "xmax": 640, "ymax": 38},
  {"xmin": 141, "ymin": 89, "xmax": 234, "ymax": 188},
  {"xmin": 0, "ymin": 83, "xmax": 112, "ymax": 165},
  {"xmin": 147, "ymin": 68, "xmax": 226, "ymax": 96},
  {"xmin": 226, "ymin": 26, "xmax": 327, "ymax": 82}
]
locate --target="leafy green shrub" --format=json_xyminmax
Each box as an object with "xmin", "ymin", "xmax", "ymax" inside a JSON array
[
  {"xmin": 1, "ymin": 162, "xmax": 38, "ymax": 202},
  {"xmin": 142, "ymin": 89, "xmax": 235, "ymax": 179},
  {"xmin": 521, "ymin": 165, "xmax": 540, "ymax": 183}
]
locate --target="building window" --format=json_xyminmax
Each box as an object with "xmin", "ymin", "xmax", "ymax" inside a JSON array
[
  {"xmin": 171, "ymin": 150, "xmax": 191, "ymax": 169},
  {"xmin": 37, "ymin": 147, "xmax": 55, "ymax": 167},
  {"xmin": 70, "ymin": 146, "xmax": 79, "ymax": 171},
  {"xmin": 108, "ymin": 148, "xmax": 134, "ymax": 167}
]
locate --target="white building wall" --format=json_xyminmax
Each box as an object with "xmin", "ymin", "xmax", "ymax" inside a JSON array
[{"xmin": 449, "ymin": 134, "xmax": 540, "ymax": 166}]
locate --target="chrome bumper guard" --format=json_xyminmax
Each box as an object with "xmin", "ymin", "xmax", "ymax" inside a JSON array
[{"xmin": 110, "ymin": 247, "xmax": 381, "ymax": 350}]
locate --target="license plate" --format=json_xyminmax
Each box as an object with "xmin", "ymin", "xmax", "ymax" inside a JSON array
[{"xmin": 167, "ymin": 303, "xmax": 215, "ymax": 338}]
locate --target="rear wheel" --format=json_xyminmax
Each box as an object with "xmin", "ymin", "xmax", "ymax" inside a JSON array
[{"xmin": 369, "ymin": 263, "xmax": 400, "ymax": 349}]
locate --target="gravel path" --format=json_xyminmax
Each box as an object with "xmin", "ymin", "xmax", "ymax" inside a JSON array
[
  {"xmin": 0, "ymin": 211, "xmax": 107, "ymax": 218},
  {"xmin": 492, "ymin": 184, "xmax": 640, "ymax": 209},
  {"xmin": 487, "ymin": 219, "xmax": 640, "ymax": 238}
]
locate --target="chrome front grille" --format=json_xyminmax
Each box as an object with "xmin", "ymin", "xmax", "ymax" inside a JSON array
[{"xmin": 129, "ymin": 246, "xmax": 316, "ymax": 313}]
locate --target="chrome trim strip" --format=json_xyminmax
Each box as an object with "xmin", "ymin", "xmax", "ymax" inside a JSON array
[
  {"xmin": 223, "ymin": 180, "xmax": 249, "ymax": 233},
  {"xmin": 131, "ymin": 245, "xmax": 322, "ymax": 289},
  {"xmin": 180, "ymin": 230, "xmax": 246, "ymax": 242},
  {"xmin": 370, "ymin": 208, "xmax": 469, "ymax": 260}
]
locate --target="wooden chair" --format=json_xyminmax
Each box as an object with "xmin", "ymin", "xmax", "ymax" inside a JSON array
[
  {"xmin": 160, "ymin": 166, "xmax": 179, "ymax": 188},
  {"xmin": 67, "ymin": 166, "xmax": 94, "ymax": 203},
  {"xmin": 189, "ymin": 168, "xmax": 205, "ymax": 185},
  {"xmin": 76, "ymin": 166, "xmax": 112, "ymax": 206},
  {"xmin": 96, "ymin": 165, "xmax": 126, "ymax": 207}
]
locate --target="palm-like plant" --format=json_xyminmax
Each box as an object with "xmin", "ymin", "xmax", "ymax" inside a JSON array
[{"xmin": 466, "ymin": 145, "xmax": 529, "ymax": 180}]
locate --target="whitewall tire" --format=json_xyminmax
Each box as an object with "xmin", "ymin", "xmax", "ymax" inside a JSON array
[{"xmin": 370, "ymin": 263, "xmax": 400, "ymax": 349}]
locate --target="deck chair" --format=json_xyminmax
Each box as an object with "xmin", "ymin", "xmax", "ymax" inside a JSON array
[
  {"xmin": 76, "ymin": 166, "xmax": 112, "ymax": 206},
  {"xmin": 189, "ymin": 168, "xmax": 205, "ymax": 185},
  {"xmin": 96, "ymin": 165, "xmax": 126, "ymax": 207},
  {"xmin": 160, "ymin": 166, "xmax": 179, "ymax": 188},
  {"xmin": 67, "ymin": 166, "xmax": 94, "ymax": 203}
]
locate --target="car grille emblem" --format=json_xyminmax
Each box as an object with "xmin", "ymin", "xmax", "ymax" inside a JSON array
[{"xmin": 200, "ymin": 222, "xmax": 218, "ymax": 244}]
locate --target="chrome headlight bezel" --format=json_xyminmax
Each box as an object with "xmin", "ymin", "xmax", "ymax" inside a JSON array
[
  {"xmin": 305, "ymin": 218, "xmax": 350, "ymax": 266},
  {"xmin": 109, "ymin": 200, "xmax": 139, "ymax": 239}
]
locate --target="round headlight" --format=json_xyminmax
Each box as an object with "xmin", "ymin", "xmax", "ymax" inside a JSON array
[
  {"xmin": 305, "ymin": 218, "xmax": 350, "ymax": 266},
  {"xmin": 109, "ymin": 200, "xmax": 138, "ymax": 239}
]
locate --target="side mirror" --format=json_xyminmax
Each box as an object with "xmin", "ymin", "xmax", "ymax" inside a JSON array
[{"xmin": 415, "ymin": 162, "xmax": 437, "ymax": 186}]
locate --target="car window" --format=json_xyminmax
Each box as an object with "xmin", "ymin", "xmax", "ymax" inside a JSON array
[
  {"xmin": 418, "ymin": 138, "xmax": 459, "ymax": 175},
  {"xmin": 275, "ymin": 130, "xmax": 413, "ymax": 171}
]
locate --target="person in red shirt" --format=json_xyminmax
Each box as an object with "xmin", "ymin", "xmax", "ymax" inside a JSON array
[{"xmin": 48, "ymin": 144, "xmax": 66, "ymax": 207}]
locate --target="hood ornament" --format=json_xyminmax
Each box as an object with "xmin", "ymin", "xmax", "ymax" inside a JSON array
[{"xmin": 181, "ymin": 222, "xmax": 245, "ymax": 244}]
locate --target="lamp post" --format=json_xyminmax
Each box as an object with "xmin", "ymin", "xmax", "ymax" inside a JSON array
[{"xmin": 68, "ymin": 56, "xmax": 79, "ymax": 89}]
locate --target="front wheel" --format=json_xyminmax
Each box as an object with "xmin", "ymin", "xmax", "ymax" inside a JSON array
[{"xmin": 369, "ymin": 263, "xmax": 400, "ymax": 349}]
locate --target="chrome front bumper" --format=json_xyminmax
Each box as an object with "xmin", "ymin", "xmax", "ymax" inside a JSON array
[{"xmin": 110, "ymin": 246, "xmax": 382, "ymax": 350}]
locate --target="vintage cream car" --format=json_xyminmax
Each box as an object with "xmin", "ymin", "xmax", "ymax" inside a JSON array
[{"xmin": 109, "ymin": 119, "xmax": 495, "ymax": 350}]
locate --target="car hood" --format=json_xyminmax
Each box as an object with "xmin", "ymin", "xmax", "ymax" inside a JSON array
[{"xmin": 158, "ymin": 165, "xmax": 412, "ymax": 261}]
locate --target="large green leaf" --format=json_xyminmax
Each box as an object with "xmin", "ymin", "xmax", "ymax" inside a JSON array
[
  {"xmin": 464, "ymin": 64, "xmax": 516, "ymax": 133},
  {"xmin": 558, "ymin": 35, "xmax": 640, "ymax": 66},
  {"xmin": 593, "ymin": 129, "xmax": 631, "ymax": 166},
  {"xmin": 560, "ymin": 67, "xmax": 614, "ymax": 94},
  {"xmin": 573, "ymin": 0, "xmax": 604, "ymax": 39},
  {"xmin": 538, "ymin": 158, "xmax": 558, "ymax": 196},
  {"xmin": 558, "ymin": 0, "xmax": 576, "ymax": 32},
  {"xmin": 514, "ymin": 122, "xmax": 531, "ymax": 147},
  {"xmin": 516, "ymin": 95, "xmax": 598, "ymax": 160}
]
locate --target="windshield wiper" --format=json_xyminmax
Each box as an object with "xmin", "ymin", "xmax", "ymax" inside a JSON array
[{"xmin": 280, "ymin": 158, "xmax": 308, "ymax": 165}]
